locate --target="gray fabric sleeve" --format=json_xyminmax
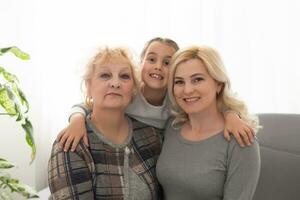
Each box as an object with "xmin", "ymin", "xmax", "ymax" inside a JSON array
[
  {"xmin": 68, "ymin": 103, "xmax": 91, "ymax": 122},
  {"xmin": 223, "ymin": 140, "xmax": 261, "ymax": 200}
]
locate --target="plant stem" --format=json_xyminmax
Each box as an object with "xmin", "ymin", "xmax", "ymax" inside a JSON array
[{"xmin": 0, "ymin": 113, "xmax": 14, "ymax": 115}]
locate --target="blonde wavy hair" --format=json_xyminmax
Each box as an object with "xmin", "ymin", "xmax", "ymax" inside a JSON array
[
  {"xmin": 82, "ymin": 46, "xmax": 139, "ymax": 109},
  {"xmin": 168, "ymin": 46, "xmax": 259, "ymax": 131}
]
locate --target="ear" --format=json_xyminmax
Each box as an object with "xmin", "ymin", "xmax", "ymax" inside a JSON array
[{"xmin": 216, "ymin": 82, "xmax": 223, "ymax": 95}]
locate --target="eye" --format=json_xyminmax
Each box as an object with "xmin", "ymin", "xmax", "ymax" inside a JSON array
[
  {"xmin": 174, "ymin": 79, "xmax": 184, "ymax": 85},
  {"xmin": 163, "ymin": 59, "xmax": 171, "ymax": 67},
  {"xmin": 147, "ymin": 57, "xmax": 156, "ymax": 63},
  {"xmin": 99, "ymin": 73, "xmax": 111, "ymax": 80},
  {"xmin": 120, "ymin": 73, "xmax": 131, "ymax": 80},
  {"xmin": 192, "ymin": 77, "xmax": 204, "ymax": 83}
]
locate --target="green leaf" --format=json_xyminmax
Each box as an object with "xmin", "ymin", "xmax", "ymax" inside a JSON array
[
  {"xmin": 0, "ymin": 191, "xmax": 13, "ymax": 200},
  {"xmin": 21, "ymin": 118, "xmax": 36, "ymax": 163},
  {"xmin": 12, "ymin": 83, "xmax": 29, "ymax": 113},
  {"xmin": 14, "ymin": 103, "xmax": 23, "ymax": 121},
  {"xmin": 0, "ymin": 67, "xmax": 19, "ymax": 83},
  {"xmin": 0, "ymin": 88, "xmax": 16, "ymax": 116},
  {"xmin": 0, "ymin": 47, "xmax": 30, "ymax": 60},
  {"xmin": 0, "ymin": 159, "xmax": 14, "ymax": 169},
  {"xmin": 8, "ymin": 182, "xmax": 39, "ymax": 199},
  {"xmin": 0, "ymin": 172, "xmax": 38, "ymax": 199}
]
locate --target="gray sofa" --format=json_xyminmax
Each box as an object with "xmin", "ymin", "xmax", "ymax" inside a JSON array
[{"xmin": 253, "ymin": 113, "xmax": 300, "ymax": 200}]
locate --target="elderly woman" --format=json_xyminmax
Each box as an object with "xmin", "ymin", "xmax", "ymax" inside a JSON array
[
  {"xmin": 156, "ymin": 46, "xmax": 261, "ymax": 200},
  {"xmin": 48, "ymin": 47, "xmax": 162, "ymax": 199}
]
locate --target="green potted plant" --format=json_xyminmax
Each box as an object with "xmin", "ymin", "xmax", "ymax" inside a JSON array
[{"xmin": 0, "ymin": 46, "xmax": 38, "ymax": 199}]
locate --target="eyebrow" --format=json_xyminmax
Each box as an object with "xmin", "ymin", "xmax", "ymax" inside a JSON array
[
  {"xmin": 147, "ymin": 52, "xmax": 157, "ymax": 56},
  {"xmin": 147, "ymin": 52, "xmax": 172, "ymax": 59},
  {"xmin": 174, "ymin": 73, "xmax": 205, "ymax": 79},
  {"xmin": 96, "ymin": 66, "xmax": 131, "ymax": 73}
]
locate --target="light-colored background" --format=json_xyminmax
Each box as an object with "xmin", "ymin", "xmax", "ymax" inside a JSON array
[{"xmin": 1, "ymin": 0, "xmax": 299, "ymax": 196}]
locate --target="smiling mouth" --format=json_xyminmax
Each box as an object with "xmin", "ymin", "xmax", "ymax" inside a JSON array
[
  {"xmin": 149, "ymin": 73, "xmax": 163, "ymax": 80},
  {"xmin": 183, "ymin": 97, "xmax": 200, "ymax": 102}
]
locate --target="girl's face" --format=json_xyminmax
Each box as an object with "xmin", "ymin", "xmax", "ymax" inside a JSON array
[
  {"xmin": 141, "ymin": 41, "xmax": 176, "ymax": 90},
  {"xmin": 173, "ymin": 58, "xmax": 221, "ymax": 115},
  {"xmin": 87, "ymin": 58, "xmax": 135, "ymax": 111}
]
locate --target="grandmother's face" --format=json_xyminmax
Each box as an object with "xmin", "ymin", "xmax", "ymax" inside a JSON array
[{"xmin": 87, "ymin": 58, "xmax": 135, "ymax": 111}]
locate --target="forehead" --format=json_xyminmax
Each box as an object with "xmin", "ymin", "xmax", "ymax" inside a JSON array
[
  {"xmin": 175, "ymin": 58, "xmax": 208, "ymax": 77},
  {"xmin": 95, "ymin": 58, "xmax": 132, "ymax": 72},
  {"xmin": 146, "ymin": 41, "xmax": 176, "ymax": 57}
]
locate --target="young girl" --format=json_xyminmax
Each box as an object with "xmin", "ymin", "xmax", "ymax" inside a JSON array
[{"xmin": 57, "ymin": 37, "xmax": 254, "ymax": 152}]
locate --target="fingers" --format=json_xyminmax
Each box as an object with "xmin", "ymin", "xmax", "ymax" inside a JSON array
[
  {"xmin": 64, "ymin": 137, "xmax": 74, "ymax": 152},
  {"xmin": 232, "ymin": 131, "xmax": 246, "ymax": 147},
  {"xmin": 56, "ymin": 128, "xmax": 66, "ymax": 142},
  {"xmin": 223, "ymin": 129, "xmax": 231, "ymax": 141},
  {"xmin": 239, "ymin": 131, "xmax": 251, "ymax": 146},
  {"xmin": 58, "ymin": 133, "xmax": 69, "ymax": 149},
  {"xmin": 71, "ymin": 137, "xmax": 81, "ymax": 152},
  {"xmin": 244, "ymin": 126, "xmax": 254, "ymax": 143}
]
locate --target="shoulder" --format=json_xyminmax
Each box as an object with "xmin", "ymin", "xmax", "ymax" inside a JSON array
[
  {"xmin": 51, "ymin": 140, "xmax": 90, "ymax": 159},
  {"xmin": 227, "ymin": 137, "xmax": 260, "ymax": 160}
]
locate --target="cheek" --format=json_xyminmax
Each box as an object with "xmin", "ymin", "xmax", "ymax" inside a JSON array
[
  {"xmin": 90, "ymin": 82, "xmax": 105, "ymax": 96},
  {"xmin": 141, "ymin": 65, "xmax": 148, "ymax": 80},
  {"xmin": 163, "ymin": 68, "xmax": 170, "ymax": 80},
  {"xmin": 173, "ymin": 86, "xmax": 182, "ymax": 98},
  {"xmin": 123, "ymin": 82, "xmax": 135, "ymax": 95}
]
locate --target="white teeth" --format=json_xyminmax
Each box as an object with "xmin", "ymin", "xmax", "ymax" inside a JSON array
[
  {"xmin": 184, "ymin": 97, "xmax": 200, "ymax": 102},
  {"xmin": 150, "ymin": 73, "xmax": 163, "ymax": 80}
]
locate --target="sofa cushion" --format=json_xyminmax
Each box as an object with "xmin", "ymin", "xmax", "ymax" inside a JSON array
[{"xmin": 253, "ymin": 114, "xmax": 300, "ymax": 200}]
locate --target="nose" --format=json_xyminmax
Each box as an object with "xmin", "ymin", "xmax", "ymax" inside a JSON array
[
  {"xmin": 154, "ymin": 61, "xmax": 163, "ymax": 71},
  {"xmin": 183, "ymin": 82, "xmax": 193, "ymax": 95},
  {"xmin": 110, "ymin": 77, "xmax": 121, "ymax": 89}
]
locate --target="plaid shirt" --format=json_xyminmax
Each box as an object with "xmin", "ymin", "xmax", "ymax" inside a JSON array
[{"xmin": 48, "ymin": 117, "xmax": 163, "ymax": 200}]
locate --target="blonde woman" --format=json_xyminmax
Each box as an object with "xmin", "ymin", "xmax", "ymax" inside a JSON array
[
  {"xmin": 48, "ymin": 47, "xmax": 162, "ymax": 199},
  {"xmin": 156, "ymin": 46, "xmax": 260, "ymax": 200}
]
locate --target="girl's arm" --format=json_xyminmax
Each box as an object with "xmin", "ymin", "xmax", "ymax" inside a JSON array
[
  {"xmin": 223, "ymin": 111, "xmax": 255, "ymax": 147},
  {"xmin": 56, "ymin": 103, "xmax": 89, "ymax": 151}
]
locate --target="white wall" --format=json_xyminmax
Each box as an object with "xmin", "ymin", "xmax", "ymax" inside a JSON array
[{"xmin": 0, "ymin": 0, "xmax": 37, "ymax": 193}]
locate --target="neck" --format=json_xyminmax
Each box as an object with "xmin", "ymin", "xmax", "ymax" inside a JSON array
[
  {"xmin": 186, "ymin": 104, "xmax": 224, "ymax": 136},
  {"xmin": 91, "ymin": 108, "xmax": 128, "ymax": 143},
  {"xmin": 142, "ymin": 84, "xmax": 166, "ymax": 106}
]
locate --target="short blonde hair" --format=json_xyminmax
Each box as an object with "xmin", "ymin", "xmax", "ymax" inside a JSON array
[
  {"xmin": 82, "ymin": 46, "xmax": 139, "ymax": 107},
  {"xmin": 168, "ymin": 46, "xmax": 259, "ymax": 131}
]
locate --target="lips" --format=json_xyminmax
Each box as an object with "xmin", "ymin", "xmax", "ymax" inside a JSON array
[
  {"xmin": 149, "ymin": 73, "xmax": 164, "ymax": 80},
  {"xmin": 183, "ymin": 97, "xmax": 200, "ymax": 102},
  {"xmin": 106, "ymin": 92, "xmax": 122, "ymax": 97}
]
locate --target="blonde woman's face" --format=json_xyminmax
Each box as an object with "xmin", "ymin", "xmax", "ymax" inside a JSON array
[
  {"xmin": 141, "ymin": 41, "xmax": 176, "ymax": 90},
  {"xmin": 87, "ymin": 58, "xmax": 135, "ymax": 110},
  {"xmin": 173, "ymin": 58, "xmax": 221, "ymax": 115}
]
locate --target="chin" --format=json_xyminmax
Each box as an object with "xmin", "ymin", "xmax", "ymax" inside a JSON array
[{"xmin": 147, "ymin": 83, "xmax": 166, "ymax": 90}]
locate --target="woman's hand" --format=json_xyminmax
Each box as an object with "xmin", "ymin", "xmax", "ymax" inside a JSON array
[
  {"xmin": 223, "ymin": 111, "xmax": 255, "ymax": 147},
  {"xmin": 56, "ymin": 113, "xmax": 88, "ymax": 152}
]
